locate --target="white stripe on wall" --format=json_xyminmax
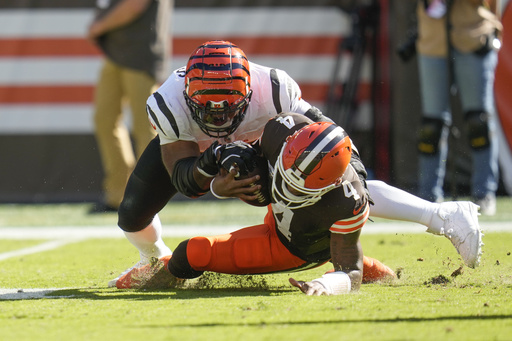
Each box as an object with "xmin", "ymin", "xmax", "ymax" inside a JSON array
[
  {"xmin": 0, "ymin": 105, "xmax": 94, "ymax": 134},
  {"xmin": 0, "ymin": 8, "xmax": 351, "ymax": 37},
  {"xmin": 0, "ymin": 7, "xmax": 363, "ymax": 134},
  {"xmin": 0, "ymin": 56, "xmax": 372, "ymax": 85}
]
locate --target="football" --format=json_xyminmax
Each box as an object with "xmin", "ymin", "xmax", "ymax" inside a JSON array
[{"xmin": 236, "ymin": 153, "xmax": 271, "ymax": 207}]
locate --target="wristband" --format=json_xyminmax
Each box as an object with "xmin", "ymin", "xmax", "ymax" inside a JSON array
[
  {"xmin": 209, "ymin": 178, "xmax": 230, "ymax": 199},
  {"xmin": 197, "ymin": 141, "xmax": 221, "ymax": 177},
  {"xmin": 311, "ymin": 271, "xmax": 351, "ymax": 295}
]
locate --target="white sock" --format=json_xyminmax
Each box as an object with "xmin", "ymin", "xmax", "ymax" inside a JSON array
[
  {"xmin": 123, "ymin": 215, "xmax": 172, "ymax": 262},
  {"xmin": 367, "ymin": 180, "xmax": 443, "ymax": 234}
]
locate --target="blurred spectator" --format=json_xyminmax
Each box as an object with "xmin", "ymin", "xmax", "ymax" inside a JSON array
[
  {"xmin": 87, "ymin": 0, "xmax": 172, "ymax": 213},
  {"xmin": 415, "ymin": 0, "xmax": 502, "ymax": 215}
]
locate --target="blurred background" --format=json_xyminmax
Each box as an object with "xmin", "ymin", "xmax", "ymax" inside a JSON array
[{"xmin": 0, "ymin": 0, "xmax": 510, "ymax": 204}]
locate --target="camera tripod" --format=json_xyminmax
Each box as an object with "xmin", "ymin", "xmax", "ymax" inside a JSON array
[{"xmin": 325, "ymin": 0, "xmax": 380, "ymax": 133}]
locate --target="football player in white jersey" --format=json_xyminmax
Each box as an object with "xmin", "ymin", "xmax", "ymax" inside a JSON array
[{"xmin": 110, "ymin": 40, "xmax": 482, "ymax": 289}]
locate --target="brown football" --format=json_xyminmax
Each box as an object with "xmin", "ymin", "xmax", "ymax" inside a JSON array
[{"xmin": 236, "ymin": 153, "xmax": 271, "ymax": 207}]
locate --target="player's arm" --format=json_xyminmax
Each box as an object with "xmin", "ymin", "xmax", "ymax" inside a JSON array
[
  {"xmin": 329, "ymin": 230, "xmax": 363, "ymax": 291},
  {"xmin": 87, "ymin": 0, "xmax": 152, "ymax": 42},
  {"xmin": 161, "ymin": 140, "xmax": 212, "ymax": 198},
  {"xmin": 289, "ymin": 230, "xmax": 363, "ymax": 296},
  {"xmin": 162, "ymin": 140, "xmax": 261, "ymax": 199}
]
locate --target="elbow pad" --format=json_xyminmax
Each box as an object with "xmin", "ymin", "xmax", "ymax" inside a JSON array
[
  {"xmin": 349, "ymin": 151, "xmax": 373, "ymax": 205},
  {"xmin": 304, "ymin": 106, "xmax": 334, "ymax": 123},
  {"xmin": 171, "ymin": 157, "xmax": 208, "ymax": 198}
]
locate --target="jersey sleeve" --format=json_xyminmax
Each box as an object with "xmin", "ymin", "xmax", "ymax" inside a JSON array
[
  {"xmin": 145, "ymin": 69, "xmax": 197, "ymax": 145},
  {"xmin": 272, "ymin": 69, "xmax": 312, "ymax": 115},
  {"xmin": 329, "ymin": 202, "xmax": 370, "ymax": 234}
]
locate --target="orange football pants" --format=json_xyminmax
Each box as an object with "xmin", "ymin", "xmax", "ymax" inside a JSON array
[
  {"xmin": 184, "ymin": 206, "xmax": 395, "ymax": 283},
  {"xmin": 186, "ymin": 207, "xmax": 314, "ymax": 274}
]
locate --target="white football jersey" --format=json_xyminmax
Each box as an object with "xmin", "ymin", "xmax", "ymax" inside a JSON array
[{"xmin": 146, "ymin": 62, "xmax": 313, "ymax": 152}]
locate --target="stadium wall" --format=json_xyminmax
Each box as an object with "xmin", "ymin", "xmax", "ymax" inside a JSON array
[
  {"xmin": 1, "ymin": 0, "xmax": 392, "ymax": 203},
  {"xmin": 11, "ymin": 1, "xmax": 509, "ymax": 202}
]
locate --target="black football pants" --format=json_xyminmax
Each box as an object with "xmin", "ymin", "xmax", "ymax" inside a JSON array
[{"xmin": 117, "ymin": 136, "xmax": 177, "ymax": 232}]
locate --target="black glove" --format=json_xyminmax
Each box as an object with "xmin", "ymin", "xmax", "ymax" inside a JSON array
[
  {"xmin": 217, "ymin": 141, "xmax": 258, "ymax": 177},
  {"xmin": 196, "ymin": 141, "xmax": 222, "ymax": 177}
]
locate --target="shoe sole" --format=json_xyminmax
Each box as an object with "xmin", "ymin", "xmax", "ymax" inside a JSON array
[{"xmin": 463, "ymin": 202, "xmax": 483, "ymax": 268}]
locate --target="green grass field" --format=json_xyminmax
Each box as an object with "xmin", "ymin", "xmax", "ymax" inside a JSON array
[{"xmin": 1, "ymin": 198, "xmax": 512, "ymax": 340}]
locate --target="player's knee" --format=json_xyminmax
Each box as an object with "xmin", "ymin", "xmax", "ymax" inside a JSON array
[
  {"xmin": 117, "ymin": 172, "xmax": 158, "ymax": 232},
  {"xmin": 117, "ymin": 202, "xmax": 148, "ymax": 233},
  {"xmin": 187, "ymin": 236, "xmax": 213, "ymax": 269},
  {"xmin": 168, "ymin": 239, "xmax": 205, "ymax": 279},
  {"xmin": 465, "ymin": 110, "xmax": 490, "ymax": 150},
  {"xmin": 417, "ymin": 117, "xmax": 446, "ymax": 155}
]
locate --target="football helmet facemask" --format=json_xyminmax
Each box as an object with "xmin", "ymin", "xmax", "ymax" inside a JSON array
[
  {"xmin": 184, "ymin": 40, "xmax": 252, "ymax": 138},
  {"xmin": 272, "ymin": 122, "xmax": 352, "ymax": 209}
]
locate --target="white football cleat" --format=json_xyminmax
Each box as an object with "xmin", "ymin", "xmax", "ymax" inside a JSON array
[
  {"xmin": 437, "ymin": 201, "xmax": 483, "ymax": 268},
  {"xmin": 108, "ymin": 259, "xmax": 149, "ymax": 288}
]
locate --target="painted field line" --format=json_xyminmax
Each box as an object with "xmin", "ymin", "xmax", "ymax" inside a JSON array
[
  {"xmin": 0, "ymin": 221, "xmax": 511, "ymax": 240},
  {"xmin": 0, "ymin": 225, "xmax": 242, "ymax": 239},
  {"xmin": 0, "ymin": 288, "xmax": 72, "ymax": 300},
  {"xmin": 0, "ymin": 238, "xmax": 85, "ymax": 262},
  {"xmin": 0, "ymin": 222, "xmax": 510, "ymax": 262}
]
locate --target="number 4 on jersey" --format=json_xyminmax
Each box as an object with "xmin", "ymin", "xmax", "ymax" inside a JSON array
[{"xmin": 342, "ymin": 180, "xmax": 360, "ymax": 201}]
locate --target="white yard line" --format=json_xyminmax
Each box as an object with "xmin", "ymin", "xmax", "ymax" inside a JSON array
[
  {"xmin": 0, "ymin": 221, "xmax": 511, "ymax": 240},
  {"xmin": 0, "ymin": 288, "xmax": 72, "ymax": 300},
  {"xmin": 0, "ymin": 238, "xmax": 84, "ymax": 261},
  {"xmin": 0, "ymin": 221, "xmax": 509, "ymax": 262}
]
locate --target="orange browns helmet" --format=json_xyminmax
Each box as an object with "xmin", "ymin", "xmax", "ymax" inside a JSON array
[
  {"xmin": 272, "ymin": 122, "xmax": 352, "ymax": 209},
  {"xmin": 183, "ymin": 40, "xmax": 252, "ymax": 138}
]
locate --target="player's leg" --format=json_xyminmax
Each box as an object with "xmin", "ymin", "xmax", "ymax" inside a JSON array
[
  {"xmin": 417, "ymin": 54, "xmax": 452, "ymax": 203},
  {"xmin": 367, "ymin": 180, "xmax": 482, "ymax": 268},
  {"xmin": 325, "ymin": 256, "xmax": 396, "ymax": 283},
  {"xmin": 167, "ymin": 207, "xmax": 316, "ymax": 280},
  {"xmin": 362, "ymin": 256, "xmax": 396, "ymax": 283},
  {"xmin": 110, "ymin": 136, "xmax": 176, "ymax": 287},
  {"xmin": 170, "ymin": 224, "xmax": 307, "ymax": 277},
  {"xmin": 117, "ymin": 213, "xmax": 311, "ymax": 289},
  {"xmin": 454, "ymin": 48, "xmax": 499, "ymax": 215},
  {"xmin": 123, "ymin": 67, "xmax": 157, "ymax": 159}
]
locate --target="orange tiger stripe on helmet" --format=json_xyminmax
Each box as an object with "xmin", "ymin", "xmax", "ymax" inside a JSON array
[{"xmin": 183, "ymin": 41, "xmax": 252, "ymax": 138}]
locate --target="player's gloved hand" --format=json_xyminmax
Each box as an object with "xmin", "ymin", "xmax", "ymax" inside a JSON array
[
  {"xmin": 216, "ymin": 141, "xmax": 258, "ymax": 177},
  {"xmin": 196, "ymin": 141, "xmax": 222, "ymax": 177}
]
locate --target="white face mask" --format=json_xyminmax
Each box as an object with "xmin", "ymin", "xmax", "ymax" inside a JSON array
[{"xmin": 270, "ymin": 144, "xmax": 337, "ymax": 210}]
